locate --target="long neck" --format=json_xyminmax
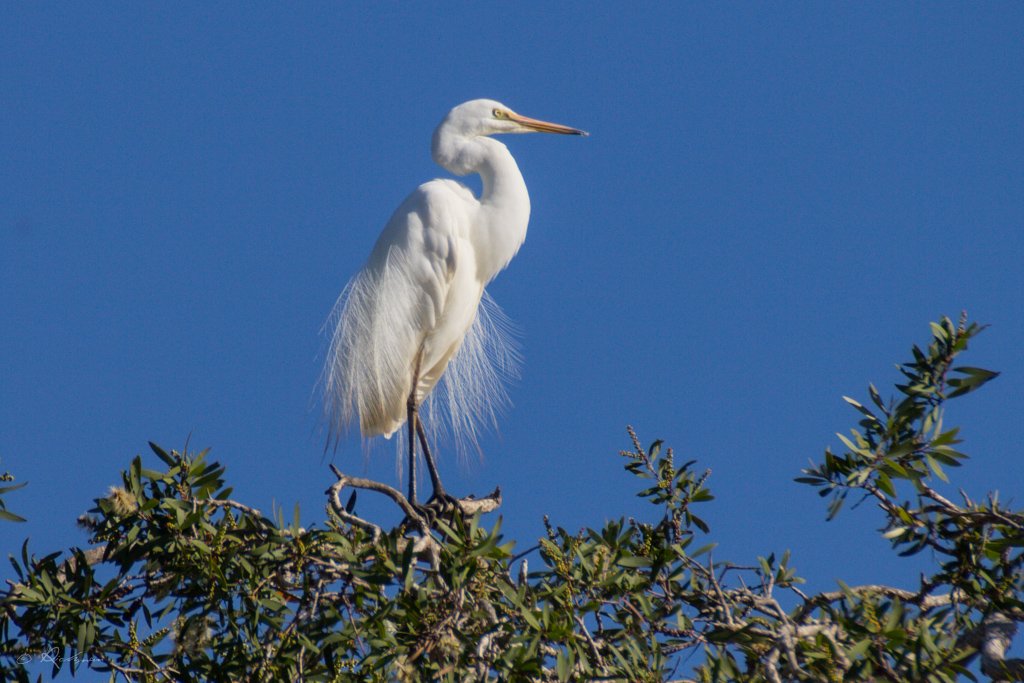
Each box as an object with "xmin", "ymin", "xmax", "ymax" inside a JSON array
[{"xmin": 433, "ymin": 133, "xmax": 530, "ymax": 284}]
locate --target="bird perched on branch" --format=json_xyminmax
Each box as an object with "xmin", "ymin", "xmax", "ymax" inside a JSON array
[{"xmin": 324, "ymin": 99, "xmax": 586, "ymax": 507}]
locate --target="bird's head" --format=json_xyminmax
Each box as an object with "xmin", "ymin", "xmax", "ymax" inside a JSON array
[
  {"xmin": 432, "ymin": 99, "xmax": 586, "ymax": 176},
  {"xmin": 441, "ymin": 99, "xmax": 588, "ymax": 138}
]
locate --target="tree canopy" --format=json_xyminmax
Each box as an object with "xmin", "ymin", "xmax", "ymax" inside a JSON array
[{"xmin": 2, "ymin": 314, "xmax": 1021, "ymax": 682}]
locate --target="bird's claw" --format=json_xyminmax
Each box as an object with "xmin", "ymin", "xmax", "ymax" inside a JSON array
[
  {"xmin": 424, "ymin": 490, "xmax": 462, "ymax": 522},
  {"xmin": 426, "ymin": 489, "xmax": 459, "ymax": 509},
  {"xmin": 403, "ymin": 487, "xmax": 501, "ymax": 529},
  {"xmin": 402, "ymin": 490, "xmax": 462, "ymax": 528}
]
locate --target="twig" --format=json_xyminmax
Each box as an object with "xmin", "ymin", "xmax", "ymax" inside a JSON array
[
  {"xmin": 574, "ymin": 614, "xmax": 606, "ymax": 668},
  {"xmin": 204, "ymin": 498, "xmax": 263, "ymax": 518},
  {"xmin": 326, "ymin": 465, "xmax": 412, "ymax": 538}
]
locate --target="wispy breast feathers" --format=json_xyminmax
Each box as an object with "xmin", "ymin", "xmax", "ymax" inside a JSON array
[{"xmin": 323, "ymin": 244, "xmax": 520, "ymax": 457}]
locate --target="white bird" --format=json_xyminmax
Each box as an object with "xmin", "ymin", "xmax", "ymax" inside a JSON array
[{"xmin": 324, "ymin": 99, "xmax": 586, "ymax": 506}]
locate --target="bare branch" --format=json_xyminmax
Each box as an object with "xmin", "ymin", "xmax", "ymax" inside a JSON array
[{"xmin": 979, "ymin": 613, "xmax": 1024, "ymax": 682}]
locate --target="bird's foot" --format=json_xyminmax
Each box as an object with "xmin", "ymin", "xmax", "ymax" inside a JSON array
[
  {"xmin": 426, "ymin": 488, "xmax": 459, "ymax": 509},
  {"xmin": 403, "ymin": 487, "xmax": 503, "ymax": 529},
  {"xmin": 433, "ymin": 487, "xmax": 503, "ymax": 521},
  {"xmin": 399, "ymin": 491, "xmax": 455, "ymax": 528},
  {"xmin": 415, "ymin": 489, "xmax": 457, "ymax": 525}
]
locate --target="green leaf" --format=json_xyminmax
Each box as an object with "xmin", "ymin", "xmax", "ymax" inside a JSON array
[
  {"xmin": 847, "ymin": 637, "xmax": 872, "ymax": 659},
  {"xmin": 869, "ymin": 383, "xmax": 885, "ymax": 409},
  {"xmin": 691, "ymin": 542, "xmax": 717, "ymax": 557},
  {"xmin": 836, "ymin": 432, "xmax": 869, "ymax": 456},
  {"xmin": 76, "ymin": 620, "xmax": 89, "ymax": 659},
  {"xmin": 149, "ymin": 441, "xmax": 177, "ymax": 466},
  {"xmin": 843, "ymin": 396, "xmax": 880, "ymax": 422},
  {"xmin": 616, "ymin": 555, "xmax": 652, "ymax": 568},
  {"xmin": 556, "ymin": 650, "xmax": 571, "ymax": 681},
  {"xmin": 648, "ymin": 440, "xmax": 663, "ymax": 460},
  {"xmin": 0, "ymin": 508, "xmax": 27, "ymax": 522},
  {"xmin": 14, "ymin": 585, "xmax": 44, "ymax": 603},
  {"xmin": 948, "ymin": 367, "xmax": 1000, "ymax": 397},
  {"xmin": 954, "ymin": 366, "xmax": 999, "ymax": 379},
  {"xmin": 0, "ymin": 480, "xmax": 28, "ymax": 495},
  {"xmin": 924, "ymin": 454, "xmax": 948, "ymax": 482},
  {"xmin": 930, "ymin": 446, "xmax": 966, "ymax": 465},
  {"xmin": 521, "ymin": 608, "xmax": 541, "ymax": 631},
  {"xmin": 876, "ymin": 472, "xmax": 896, "ymax": 497},
  {"xmin": 932, "ymin": 427, "xmax": 961, "ymax": 446}
]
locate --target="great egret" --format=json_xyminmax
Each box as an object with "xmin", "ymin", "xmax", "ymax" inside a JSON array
[{"xmin": 324, "ymin": 99, "xmax": 586, "ymax": 506}]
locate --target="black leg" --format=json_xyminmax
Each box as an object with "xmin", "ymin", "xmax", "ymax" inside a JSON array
[
  {"xmin": 405, "ymin": 348, "xmax": 455, "ymax": 513},
  {"xmin": 416, "ymin": 418, "xmax": 450, "ymax": 502},
  {"xmin": 406, "ymin": 349, "xmax": 426, "ymax": 507},
  {"xmin": 406, "ymin": 397, "xmax": 418, "ymax": 506}
]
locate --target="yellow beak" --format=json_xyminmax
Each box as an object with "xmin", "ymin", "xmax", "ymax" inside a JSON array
[{"xmin": 508, "ymin": 112, "xmax": 588, "ymax": 136}]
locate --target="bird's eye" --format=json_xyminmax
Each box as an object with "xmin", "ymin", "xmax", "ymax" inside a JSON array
[{"xmin": 492, "ymin": 109, "xmax": 506, "ymax": 119}]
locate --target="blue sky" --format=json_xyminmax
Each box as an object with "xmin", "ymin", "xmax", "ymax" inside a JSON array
[{"xmin": 2, "ymin": 0, "xmax": 1023, "ymax": 641}]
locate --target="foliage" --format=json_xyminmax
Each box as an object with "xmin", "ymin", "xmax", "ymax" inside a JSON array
[
  {"xmin": 0, "ymin": 466, "xmax": 27, "ymax": 523},
  {"xmin": 1, "ymin": 315, "xmax": 1021, "ymax": 682}
]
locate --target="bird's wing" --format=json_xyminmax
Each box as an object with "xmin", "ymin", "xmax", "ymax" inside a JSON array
[
  {"xmin": 324, "ymin": 180, "xmax": 475, "ymax": 440},
  {"xmin": 405, "ymin": 183, "xmax": 522, "ymax": 458},
  {"xmin": 382, "ymin": 180, "xmax": 471, "ymax": 331}
]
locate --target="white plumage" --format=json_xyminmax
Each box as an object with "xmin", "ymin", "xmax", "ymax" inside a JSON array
[{"xmin": 323, "ymin": 99, "xmax": 586, "ymax": 503}]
